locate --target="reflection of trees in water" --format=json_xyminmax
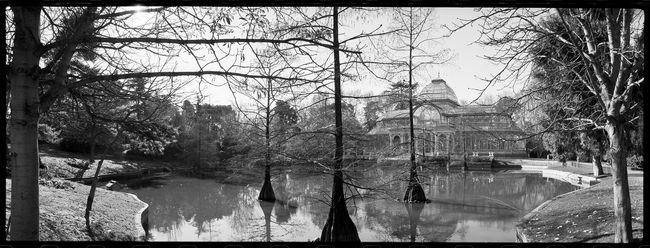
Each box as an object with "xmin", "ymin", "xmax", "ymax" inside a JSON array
[
  {"xmin": 125, "ymin": 166, "xmax": 578, "ymax": 241},
  {"xmin": 268, "ymin": 165, "xmax": 414, "ymax": 236},
  {"xmin": 422, "ymin": 170, "xmax": 578, "ymax": 213},
  {"xmin": 346, "ymin": 162, "xmax": 411, "ymax": 199},
  {"xmin": 274, "ymin": 202, "xmax": 297, "ymax": 223},
  {"xmin": 355, "ymin": 168, "xmax": 578, "ymax": 242},
  {"xmin": 361, "ymin": 199, "xmax": 458, "ymax": 242},
  {"xmin": 405, "ymin": 203, "xmax": 424, "ymax": 242},
  {"xmin": 256, "ymin": 200, "xmax": 274, "ymax": 242},
  {"xmin": 272, "ymin": 173, "xmax": 298, "ymax": 223},
  {"xmin": 126, "ymin": 177, "xmax": 244, "ymax": 234},
  {"xmin": 228, "ymin": 187, "xmax": 260, "ymax": 235}
]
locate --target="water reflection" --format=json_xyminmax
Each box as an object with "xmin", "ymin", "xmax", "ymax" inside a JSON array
[
  {"xmin": 404, "ymin": 203, "xmax": 424, "ymax": 242},
  {"xmin": 119, "ymin": 166, "xmax": 578, "ymax": 242},
  {"xmin": 259, "ymin": 200, "xmax": 274, "ymax": 242}
]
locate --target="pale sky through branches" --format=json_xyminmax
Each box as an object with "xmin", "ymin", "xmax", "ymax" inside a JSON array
[
  {"xmin": 81, "ymin": 7, "xmax": 529, "ymax": 110},
  {"xmin": 193, "ymin": 8, "xmax": 526, "ymax": 107}
]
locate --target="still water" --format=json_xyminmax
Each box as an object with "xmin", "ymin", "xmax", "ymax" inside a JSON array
[{"xmin": 119, "ymin": 164, "xmax": 578, "ymax": 242}]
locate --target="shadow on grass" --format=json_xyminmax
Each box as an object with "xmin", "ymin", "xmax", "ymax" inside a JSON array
[{"xmin": 574, "ymin": 228, "xmax": 644, "ymax": 243}]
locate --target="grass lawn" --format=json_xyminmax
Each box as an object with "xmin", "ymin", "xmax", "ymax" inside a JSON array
[
  {"xmin": 517, "ymin": 162, "xmax": 644, "ymax": 242},
  {"xmin": 5, "ymin": 178, "xmax": 147, "ymax": 241}
]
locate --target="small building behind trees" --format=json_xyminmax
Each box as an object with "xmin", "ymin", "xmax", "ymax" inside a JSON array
[{"xmin": 365, "ymin": 78, "xmax": 527, "ymax": 158}]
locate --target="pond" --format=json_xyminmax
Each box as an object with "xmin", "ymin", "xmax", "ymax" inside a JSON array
[{"xmin": 118, "ymin": 164, "xmax": 579, "ymax": 242}]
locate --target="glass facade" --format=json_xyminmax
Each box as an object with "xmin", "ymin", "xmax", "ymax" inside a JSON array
[{"xmin": 366, "ymin": 78, "xmax": 527, "ymax": 158}]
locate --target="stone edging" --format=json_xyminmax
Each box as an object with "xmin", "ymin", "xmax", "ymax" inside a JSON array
[
  {"xmin": 123, "ymin": 192, "xmax": 149, "ymax": 240},
  {"xmin": 520, "ymin": 165, "xmax": 599, "ymax": 188}
]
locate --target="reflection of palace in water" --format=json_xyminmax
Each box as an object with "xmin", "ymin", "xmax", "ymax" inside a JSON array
[
  {"xmin": 122, "ymin": 164, "xmax": 578, "ymax": 241},
  {"xmin": 366, "ymin": 78, "xmax": 527, "ymax": 158}
]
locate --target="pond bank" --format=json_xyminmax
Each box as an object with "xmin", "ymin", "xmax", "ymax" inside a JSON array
[
  {"xmin": 4, "ymin": 145, "xmax": 163, "ymax": 241},
  {"xmin": 5, "ymin": 178, "xmax": 148, "ymax": 241},
  {"xmin": 511, "ymin": 159, "xmax": 644, "ymax": 242}
]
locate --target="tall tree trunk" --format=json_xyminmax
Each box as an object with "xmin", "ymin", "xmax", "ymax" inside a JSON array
[
  {"xmin": 320, "ymin": 170, "xmax": 360, "ymax": 242},
  {"xmin": 592, "ymin": 154, "xmax": 604, "ymax": 177},
  {"xmin": 259, "ymin": 83, "xmax": 275, "ymax": 201},
  {"xmin": 404, "ymin": 7, "xmax": 426, "ymax": 203},
  {"xmin": 8, "ymin": 6, "xmax": 42, "ymax": 241},
  {"xmin": 320, "ymin": 7, "xmax": 359, "ymax": 242},
  {"xmin": 593, "ymin": 134, "xmax": 606, "ymax": 176},
  {"xmin": 605, "ymin": 119, "xmax": 633, "ymax": 242},
  {"xmin": 88, "ymin": 120, "xmax": 96, "ymax": 163},
  {"xmin": 85, "ymin": 129, "xmax": 123, "ymax": 239}
]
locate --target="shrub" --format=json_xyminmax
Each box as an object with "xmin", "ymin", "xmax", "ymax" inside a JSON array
[
  {"xmin": 38, "ymin": 123, "xmax": 61, "ymax": 144},
  {"xmin": 575, "ymin": 149, "xmax": 590, "ymax": 162},
  {"xmin": 627, "ymin": 155, "xmax": 643, "ymax": 168},
  {"xmin": 163, "ymin": 142, "xmax": 183, "ymax": 160},
  {"xmin": 124, "ymin": 149, "xmax": 165, "ymax": 161}
]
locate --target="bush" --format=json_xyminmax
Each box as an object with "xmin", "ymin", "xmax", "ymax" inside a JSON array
[
  {"xmin": 124, "ymin": 149, "xmax": 165, "ymax": 160},
  {"xmin": 575, "ymin": 149, "xmax": 590, "ymax": 162},
  {"xmin": 627, "ymin": 155, "xmax": 643, "ymax": 168},
  {"xmin": 565, "ymin": 152, "xmax": 577, "ymax": 161},
  {"xmin": 163, "ymin": 142, "xmax": 183, "ymax": 160},
  {"xmin": 38, "ymin": 123, "xmax": 61, "ymax": 144}
]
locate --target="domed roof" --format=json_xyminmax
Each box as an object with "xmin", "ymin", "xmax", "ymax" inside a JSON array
[{"xmin": 418, "ymin": 78, "xmax": 459, "ymax": 106}]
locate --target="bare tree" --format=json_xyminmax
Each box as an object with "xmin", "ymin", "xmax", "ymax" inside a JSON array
[
  {"xmin": 229, "ymin": 47, "xmax": 302, "ymax": 202},
  {"xmin": 5, "ymin": 6, "xmax": 348, "ymax": 240},
  {"xmin": 447, "ymin": 8, "xmax": 644, "ymax": 242},
  {"xmin": 369, "ymin": 8, "xmax": 451, "ymax": 202},
  {"xmin": 318, "ymin": 7, "xmax": 360, "ymax": 242}
]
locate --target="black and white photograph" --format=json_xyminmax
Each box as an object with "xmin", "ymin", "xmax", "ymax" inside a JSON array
[{"xmin": 4, "ymin": 5, "xmax": 644, "ymax": 243}]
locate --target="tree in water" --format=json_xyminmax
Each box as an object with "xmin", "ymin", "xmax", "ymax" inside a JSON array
[
  {"xmin": 258, "ymin": 79, "xmax": 276, "ymax": 201},
  {"xmin": 228, "ymin": 47, "xmax": 301, "ymax": 201},
  {"xmin": 319, "ymin": 7, "xmax": 360, "ymax": 242},
  {"xmin": 6, "ymin": 6, "xmax": 350, "ymax": 239},
  {"xmin": 365, "ymin": 8, "xmax": 450, "ymax": 202},
  {"xmin": 395, "ymin": 8, "xmax": 449, "ymax": 202}
]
